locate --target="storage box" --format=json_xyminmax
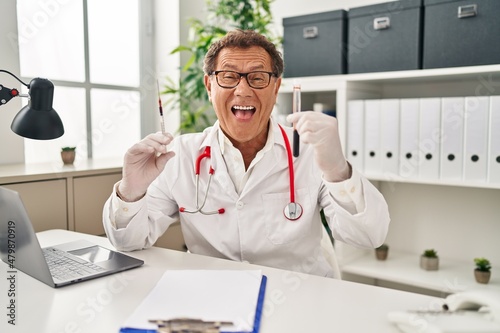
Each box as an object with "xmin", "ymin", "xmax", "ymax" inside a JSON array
[
  {"xmin": 282, "ymin": 10, "xmax": 347, "ymax": 78},
  {"xmin": 423, "ymin": 0, "xmax": 500, "ymax": 69},
  {"xmin": 347, "ymin": 0, "xmax": 423, "ymax": 74}
]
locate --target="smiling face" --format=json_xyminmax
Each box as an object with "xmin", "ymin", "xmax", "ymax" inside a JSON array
[{"xmin": 204, "ymin": 46, "xmax": 281, "ymax": 147}]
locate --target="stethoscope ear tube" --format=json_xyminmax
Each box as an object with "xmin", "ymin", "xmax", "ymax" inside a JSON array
[{"xmin": 179, "ymin": 146, "xmax": 225, "ymax": 215}]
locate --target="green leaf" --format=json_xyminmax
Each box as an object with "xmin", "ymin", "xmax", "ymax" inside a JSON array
[{"xmin": 170, "ymin": 45, "xmax": 192, "ymax": 54}]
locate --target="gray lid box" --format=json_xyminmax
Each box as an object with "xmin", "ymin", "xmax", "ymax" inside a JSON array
[
  {"xmin": 347, "ymin": 0, "xmax": 423, "ymax": 74},
  {"xmin": 282, "ymin": 10, "xmax": 347, "ymax": 78}
]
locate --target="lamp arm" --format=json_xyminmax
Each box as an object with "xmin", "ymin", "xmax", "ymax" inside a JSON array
[
  {"xmin": 0, "ymin": 84, "xmax": 20, "ymax": 106},
  {"xmin": 0, "ymin": 70, "xmax": 30, "ymax": 107}
]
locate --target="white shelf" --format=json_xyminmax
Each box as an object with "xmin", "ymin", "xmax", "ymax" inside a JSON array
[
  {"xmin": 343, "ymin": 64, "xmax": 500, "ymax": 83},
  {"xmin": 365, "ymin": 174, "xmax": 500, "ymax": 190},
  {"xmin": 281, "ymin": 75, "xmax": 347, "ymax": 93},
  {"xmin": 341, "ymin": 250, "xmax": 500, "ymax": 294},
  {"xmin": 281, "ymin": 64, "xmax": 500, "ymax": 90},
  {"xmin": 0, "ymin": 157, "xmax": 123, "ymax": 183}
]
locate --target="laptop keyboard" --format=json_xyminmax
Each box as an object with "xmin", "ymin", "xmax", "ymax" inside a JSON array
[{"xmin": 43, "ymin": 248, "xmax": 106, "ymax": 281}]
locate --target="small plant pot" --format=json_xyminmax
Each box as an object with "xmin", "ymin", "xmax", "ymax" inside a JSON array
[
  {"xmin": 61, "ymin": 151, "xmax": 76, "ymax": 165},
  {"xmin": 375, "ymin": 248, "xmax": 388, "ymax": 261},
  {"xmin": 420, "ymin": 256, "xmax": 439, "ymax": 271},
  {"xmin": 474, "ymin": 270, "xmax": 491, "ymax": 284}
]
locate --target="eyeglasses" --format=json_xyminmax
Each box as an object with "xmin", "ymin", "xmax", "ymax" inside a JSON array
[{"xmin": 210, "ymin": 70, "xmax": 276, "ymax": 89}]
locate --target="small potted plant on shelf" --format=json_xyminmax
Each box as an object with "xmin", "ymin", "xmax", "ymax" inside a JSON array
[
  {"xmin": 420, "ymin": 249, "xmax": 439, "ymax": 271},
  {"xmin": 375, "ymin": 244, "xmax": 389, "ymax": 261},
  {"xmin": 61, "ymin": 147, "xmax": 76, "ymax": 165},
  {"xmin": 474, "ymin": 257, "xmax": 492, "ymax": 284}
]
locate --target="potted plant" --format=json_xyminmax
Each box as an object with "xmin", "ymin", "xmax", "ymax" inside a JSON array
[
  {"xmin": 162, "ymin": 0, "xmax": 281, "ymax": 133},
  {"xmin": 61, "ymin": 147, "xmax": 76, "ymax": 165},
  {"xmin": 420, "ymin": 249, "xmax": 439, "ymax": 271},
  {"xmin": 474, "ymin": 257, "xmax": 491, "ymax": 284},
  {"xmin": 375, "ymin": 244, "xmax": 389, "ymax": 261}
]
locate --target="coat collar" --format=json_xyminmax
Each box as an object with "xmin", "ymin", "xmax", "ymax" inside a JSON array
[{"xmin": 199, "ymin": 118, "xmax": 288, "ymax": 156}]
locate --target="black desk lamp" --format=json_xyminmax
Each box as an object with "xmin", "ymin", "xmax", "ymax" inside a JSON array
[{"xmin": 0, "ymin": 69, "xmax": 64, "ymax": 140}]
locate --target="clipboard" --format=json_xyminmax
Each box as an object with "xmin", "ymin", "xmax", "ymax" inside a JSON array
[{"xmin": 120, "ymin": 270, "xmax": 267, "ymax": 333}]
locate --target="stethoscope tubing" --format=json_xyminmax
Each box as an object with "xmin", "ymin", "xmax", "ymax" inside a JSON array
[
  {"xmin": 278, "ymin": 125, "xmax": 296, "ymax": 204},
  {"xmin": 278, "ymin": 125, "xmax": 303, "ymax": 221},
  {"xmin": 179, "ymin": 125, "xmax": 302, "ymax": 220}
]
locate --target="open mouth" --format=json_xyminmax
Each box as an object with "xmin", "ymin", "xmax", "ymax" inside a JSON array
[{"xmin": 232, "ymin": 105, "xmax": 256, "ymax": 120}]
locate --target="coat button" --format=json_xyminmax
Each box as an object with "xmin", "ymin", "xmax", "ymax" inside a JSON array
[{"xmin": 236, "ymin": 201, "xmax": 244, "ymax": 209}]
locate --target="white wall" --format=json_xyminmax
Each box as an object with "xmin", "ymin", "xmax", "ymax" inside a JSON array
[
  {"xmin": 382, "ymin": 182, "xmax": 500, "ymax": 265},
  {"xmin": 0, "ymin": 1, "xmax": 25, "ymax": 165},
  {"xmin": 154, "ymin": 0, "xmax": 210, "ymax": 135},
  {"xmin": 154, "ymin": 0, "xmax": 181, "ymax": 135}
]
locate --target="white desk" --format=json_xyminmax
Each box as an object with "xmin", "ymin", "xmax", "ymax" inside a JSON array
[{"xmin": 0, "ymin": 230, "xmax": 443, "ymax": 333}]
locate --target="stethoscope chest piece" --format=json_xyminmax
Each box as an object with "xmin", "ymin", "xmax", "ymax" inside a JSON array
[{"xmin": 283, "ymin": 202, "xmax": 303, "ymax": 221}]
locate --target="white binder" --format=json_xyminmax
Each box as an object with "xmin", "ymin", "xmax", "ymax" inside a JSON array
[
  {"xmin": 364, "ymin": 99, "xmax": 381, "ymax": 176},
  {"xmin": 464, "ymin": 96, "xmax": 489, "ymax": 182},
  {"xmin": 488, "ymin": 96, "xmax": 500, "ymax": 183},
  {"xmin": 399, "ymin": 99, "xmax": 420, "ymax": 179},
  {"xmin": 346, "ymin": 100, "xmax": 365, "ymax": 173},
  {"xmin": 440, "ymin": 97, "xmax": 465, "ymax": 181},
  {"xmin": 418, "ymin": 98, "xmax": 441, "ymax": 180},
  {"xmin": 380, "ymin": 99, "xmax": 400, "ymax": 177}
]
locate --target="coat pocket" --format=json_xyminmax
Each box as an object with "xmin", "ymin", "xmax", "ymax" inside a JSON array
[{"xmin": 262, "ymin": 188, "xmax": 314, "ymax": 245}]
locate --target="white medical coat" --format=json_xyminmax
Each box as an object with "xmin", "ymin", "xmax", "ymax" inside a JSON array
[{"xmin": 103, "ymin": 120, "xmax": 390, "ymax": 277}]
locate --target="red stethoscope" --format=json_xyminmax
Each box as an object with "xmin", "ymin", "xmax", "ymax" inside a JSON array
[{"xmin": 179, "ymin": 124, "xmax": 303, "ymax": 221}]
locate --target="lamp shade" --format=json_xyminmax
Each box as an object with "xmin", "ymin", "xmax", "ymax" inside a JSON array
[{"xmin": 10, "ymin": 78, "xmax": 64, "ymax": 140}]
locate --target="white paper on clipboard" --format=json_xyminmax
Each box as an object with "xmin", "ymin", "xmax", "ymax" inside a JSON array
[{"xmin": 121, "ymin": 270, "xmax": 264, "ymax": 332}]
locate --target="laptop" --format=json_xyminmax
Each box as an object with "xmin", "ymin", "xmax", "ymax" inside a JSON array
[{"xmin": 0, "ymin": 186, "xmax": 144, "ymax": 288}]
